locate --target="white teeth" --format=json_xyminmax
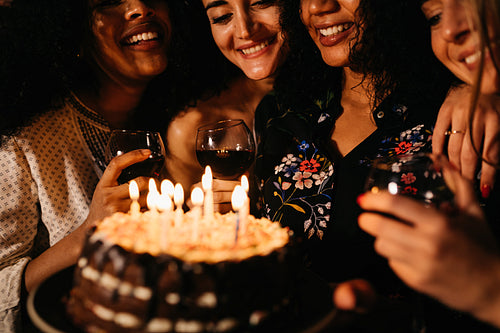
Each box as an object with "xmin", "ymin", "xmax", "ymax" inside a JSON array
[
  {"xmin": 241, "ymin": 41, "xmax": 269, "ymax": 55},
  {"xmin": 464, "ymin": 51, "xmax": 481, "ymax": 65},
  {"xmin": 319, "ymin": 23, "xmax": 352, "ymax": 37},
  {"xmin": 127, "ymin": 31, "xmax": 159, "ymax": 45}
]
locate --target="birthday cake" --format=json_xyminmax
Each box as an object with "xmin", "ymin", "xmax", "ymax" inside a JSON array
[{"xmin": 66, "ymin": 207, "xmax": 297, "ymax": 333}]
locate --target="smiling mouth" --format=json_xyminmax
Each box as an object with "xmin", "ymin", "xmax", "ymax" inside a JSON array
[
  {"xmin": 319, "ymin": 23, "xmax": 353, "ymax": 37},
  {"xmin": 124, "ymin": 31, "xmax": 160, "ymax": 46},
  {"xmin": 239, "ymin": 37, "xmax": 275, "ymax": 56},
  {"xmin": 464, "ymin": 51, "xmax": 481, "ymax": 65}
]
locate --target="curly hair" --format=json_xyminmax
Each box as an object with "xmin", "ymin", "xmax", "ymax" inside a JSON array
[
  {"xmin": 0, "ymin": 0, "xmax": 199, "ymax": 145},
  {"xmin": 277, "ymin": 0, "xmax": 458, "ymax": 110}
]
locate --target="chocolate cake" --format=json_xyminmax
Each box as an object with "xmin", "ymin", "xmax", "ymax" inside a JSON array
[{"xmin": 66, "ymin": 209, "xmax": 298, "ymax": 333}]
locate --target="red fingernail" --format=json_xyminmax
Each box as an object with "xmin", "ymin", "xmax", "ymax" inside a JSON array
[
  {"xmin": 357, "ymin": 193, "xmax": 365, "ymax": 206},
  {"xmin": 481, "ymin": 184, "xmax": 492, "ymax": 199}
]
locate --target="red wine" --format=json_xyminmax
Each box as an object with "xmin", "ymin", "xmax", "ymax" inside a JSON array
[
  {"xmin": 117, "ymin": 155, "xmax": 165, "ymax": 184},
  {"xmin": 196, "ymin": 149, "xmax": 255, "ymax": 180}
]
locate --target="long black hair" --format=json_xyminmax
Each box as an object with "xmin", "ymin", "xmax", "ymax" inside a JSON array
[{"xmin": 277, "ymin": 0, "xmax": 457, "ymax": 110}]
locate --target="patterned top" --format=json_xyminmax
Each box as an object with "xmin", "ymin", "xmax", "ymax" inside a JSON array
[
  {"xmin": 0, "ymin": 93, "xmax": 110, "ymax": 331},
  {"xmin": 255, "ymin": 89, "xmax": 443, "ymax": 291}
]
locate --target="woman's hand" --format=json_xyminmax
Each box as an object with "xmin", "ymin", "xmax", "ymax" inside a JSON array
[
  {"xmin": 85, "ymin": 149, "xmax": 151, "ymax": 225},
  {"xmin": 433, "ymin": 85, "xmax": 500, "ymax": 197},
  {"xmin": 357, "ymin": 160, "xmax": 500, "ymax": 325}
]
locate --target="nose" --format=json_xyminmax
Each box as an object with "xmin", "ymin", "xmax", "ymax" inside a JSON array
[
  {"xmin": 440, "ymin": 1, "xmax": 470, "ymax": 43},
  {"xmin": 305, "ymin": 0, "xmax": 340, "ymax": 16},
  {"xmin": 125, "ymin": 0, "xmax": 155, "ymax": 20},
  {"xmin": 235, "ymin": 10, "xmax": 256, "ymax": 39}
]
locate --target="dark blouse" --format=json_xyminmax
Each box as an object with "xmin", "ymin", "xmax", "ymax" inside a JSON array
[{"xmin": 254, "ymin": 88, "xmax": 443, "ymax": 293}]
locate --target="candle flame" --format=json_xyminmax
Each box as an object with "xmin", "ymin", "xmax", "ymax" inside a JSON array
[
  {"xmin": 147, "ymin": 179, "xmax": 160, "ymax": 211},
  {"xmin": 241, "ymin": 175, "xmax": 249, "ymax": 192},
  {"xmin": 231, "ymin": 185, "xmax": 245, "ymax": 211},
  {"xmin": 161, "ymin": 179, "xmax": 175, "ymax": 198},
  {"xmin": 174, "ymin": 183, "xmax": 184, "ymax": 207},
  {"xmin": 191, "ymin": 187, "xmax": 204, "ymax": 206},
  {"xmin": 129, "ymin": 180, "xmax": 139, "ymax": 201},
  {"xmin": 157, "ymin": 194, "xmax": 173, "ymax": 212},
  {"xmin": 202, "ymin": 166, "xmax": 213, "ymax": 190}
]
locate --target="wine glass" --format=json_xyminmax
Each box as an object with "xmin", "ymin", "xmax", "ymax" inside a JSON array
[
  {"xmin": 195, "ymin": 119, "xmax": 256, "ymax": 180},
  {"xmin": 364, "ymin": 152, "xmax": 455, "ymax": 333},
  {"xmin": 365, "ymin": 153, "xmax": 454, "ymax": 207},
  {"xmin": 105, "ymin": 130, "xmax": 166, "ymax": 184}
]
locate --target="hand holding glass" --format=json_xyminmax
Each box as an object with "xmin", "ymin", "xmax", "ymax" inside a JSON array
[
  {"xmin": 195, "ymin": 119, "xmax": 255, "ymax": 180},
  {"xmin": 365, "ymin": 153, "xmax": 454, "ymax": 207},
  {"xmin": 105, "ymin": 130, "xmax": 166, "ymax": 184}
]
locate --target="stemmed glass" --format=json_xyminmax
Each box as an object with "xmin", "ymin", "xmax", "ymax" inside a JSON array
[
  {"xmin": 365, "ymin": 153, "xmax": 454, "ymax": 207},
  {"xmin": 364, "ymin": 152, "xmax": 455, "ymax": 333},
  {"xmin": 105, "ymin": 129, "xmax": 166, "ymax": 184},
  {"xmin": 195, "ymin": 119, "xmax": 256, "ymax": 180}
]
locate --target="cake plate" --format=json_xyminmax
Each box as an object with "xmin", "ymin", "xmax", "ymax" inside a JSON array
[{"xmin": 27, "ymin": 266, "xmax": 339, "ymax": 333}]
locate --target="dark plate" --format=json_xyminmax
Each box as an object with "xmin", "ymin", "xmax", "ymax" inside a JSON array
[{"xmin": 27, "ymin": 266, "xmax": 338, "ymax": 333}]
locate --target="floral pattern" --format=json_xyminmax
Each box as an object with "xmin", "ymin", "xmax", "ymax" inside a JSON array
[{"xmin": 256, "ymin": 92, "xmax": 436, "ymax": 243}]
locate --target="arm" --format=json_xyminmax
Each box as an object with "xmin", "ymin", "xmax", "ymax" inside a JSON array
[
  {"xmin": 358, "ymin": 161, "xmax": 500, "ymax": 328},
  {"xmin": 433, "ymin": 86, "xmax": 500, "ymax": 197},
  {"xmin": 24, "ymin": 149, "xmax": 152, "ymax": 292}
]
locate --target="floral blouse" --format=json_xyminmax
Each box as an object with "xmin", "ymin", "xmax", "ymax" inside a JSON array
[{"xmin": 254, "ymin": 89, "xmax": 443, "ymax": 289}]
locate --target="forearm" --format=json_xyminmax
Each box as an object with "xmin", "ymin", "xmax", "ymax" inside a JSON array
[
  {"xmin": 24, "ymin": 227, "xmax": 86, "ymax": 292},
  {"xmin": 471, "ymin": 257, "xmax": 500, "ymax": 329}
]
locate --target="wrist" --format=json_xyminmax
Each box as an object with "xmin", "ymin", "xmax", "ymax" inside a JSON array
[{"xmin": 470, "ymin": 255, "xmax": 500, "ymax": 328}]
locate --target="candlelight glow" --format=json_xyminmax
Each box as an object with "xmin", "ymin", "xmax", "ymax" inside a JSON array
[
  {"xmin": 202, "ymin": 166, "xmax": 213, "ymax": 190},
  {"xmin": 241, "ymin": 175, "xmax": 249, "ymax": 192},
  {"xmin": 191, "ymin": 187, "xmax": 204, "ymax": 206},
  {"xmin": 129, "ymin": 180, "xmax": 139, "ymax": 201},
  {"xmin": 147, "ymin": 179, "xmax": 160, "ymax": 211},
  {"xmin": 161, "ymin": 179, "xmax": 175, "ymax": 198},
  {"xmin": 174, "ymin": 183, "xmax": 184, "ymax": 207},
  {"xmin": 231, "ymin": 185, "xmax": 245, "ymax": 211}
]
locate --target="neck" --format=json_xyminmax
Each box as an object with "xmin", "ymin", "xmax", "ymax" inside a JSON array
[
  {"xmin": 342, "ymin": 67, "xmax": 373, "ymax": 108},
  {"xmin": 74, "ymin": 72, "xmax": 149, "ymax": 129}
]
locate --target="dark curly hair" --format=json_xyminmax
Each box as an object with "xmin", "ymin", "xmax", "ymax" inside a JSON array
[
  {"xmin": 277, "ymin": 0, "xmax": 458, "ymax": 110},
  {"xmin": 0, "ymin": 0, "xmax": 200, "ymax": 145}
]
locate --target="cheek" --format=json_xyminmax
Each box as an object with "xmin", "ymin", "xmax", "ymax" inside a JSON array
[
  {"xmin": 211, "ymin": 26, "xmax": 232, "ymax": 52},
  {"xmin": 431, "ymin": 35, "xmax": 449, "ymax": 66}
]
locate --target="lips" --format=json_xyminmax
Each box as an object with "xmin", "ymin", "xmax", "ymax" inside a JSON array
[
  {"xmin": 316, "ymin": 22, "xmax": 354, "ymax": 47},
  {"xmin": 237, "ymin": 36, "xmax": 277, "ymax": 57},
  {"xmin": 120, "ymin": 22, "xmax": 166, "ymax": 50}
]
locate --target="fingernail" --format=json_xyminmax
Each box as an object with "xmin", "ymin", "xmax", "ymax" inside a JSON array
[
  {"xmin": 141, "ymin": 149, "xmax": 151, "ymax": 155},
  {"xmin": 481, "ymin": 184, "xmax": 492, "ymax": 199},
  {"xmin": 357, "ymin": 193, "xmax": 365, "ymax": 206}
]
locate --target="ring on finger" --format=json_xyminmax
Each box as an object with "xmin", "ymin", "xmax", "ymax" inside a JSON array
[{"xmin": 444, "ymin": 130, "xmax": 465, "ymax": 136}]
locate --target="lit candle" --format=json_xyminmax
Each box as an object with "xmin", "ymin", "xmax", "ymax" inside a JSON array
[
  {"xmin": 202, "ymin": 166, "xmax": 214, "ymax": 220},
  {"xmin": 174, "ymin": 183, "xmax": 184, "ymax": 227},
  {"xmin": 147, "ymin": 179, "xmax": 160, "ymax": 216},
  {"xmin": 129, "ymin": 180, "xmax": 141, "ymax": 218},
  {"xmin": 158, "ymin": 180, "xmax": 174, "ymax": 252},
  {"xmin": 161, "ymin": 180, "xmax": 175, "ymax": 208},
  {"xmin": 191, "ymin": 187, "xmax": 204, "ymax": 241},
  {"xmin": 158, "ymin": 179, "xmax": 174, "ymax": 214},
  {"xmin": 240, "ymin": 175, "xmax": 250, "ymax": 233},
  {"xmin": 231, "ymin": 185, "xmax": 245, "ymax": 244}
]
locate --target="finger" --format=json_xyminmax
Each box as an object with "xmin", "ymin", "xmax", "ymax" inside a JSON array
[
  {"xmin": 212, "ymin": 179, "xmax": 240, "ymax": 191},
  {"xmin": 333, "ymin": 279, "xmax": 377, "ymax": 312},
  {"xmin": 459, "ymin": 133, "xmax": 480, "ymax": 181},
  {"xmin": 480, "ymin": 117, "xmax": 500, "ymax": 192},
  {"xmin": 358, "ymin": 192, "xmax": 441, "ymax": 228},
  {"xmin": 101, "ymin": 149, "xmax": 151, "ymax": 184},
  {"xmin": 447, "ymin": 132, "xmax": 465, "ymax": 171},
  {"xmin": 433, "ymin": 106, "xmax": 452, "ymax": 155},
  {"xmin": 358, "ymin": 212, "xmax": 422, "ymax": 261}
]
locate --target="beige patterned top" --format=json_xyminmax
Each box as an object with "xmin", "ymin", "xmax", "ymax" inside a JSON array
[{"xmin": 0, "ymin": 93, "xmax": 109, "ymax": 331}]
